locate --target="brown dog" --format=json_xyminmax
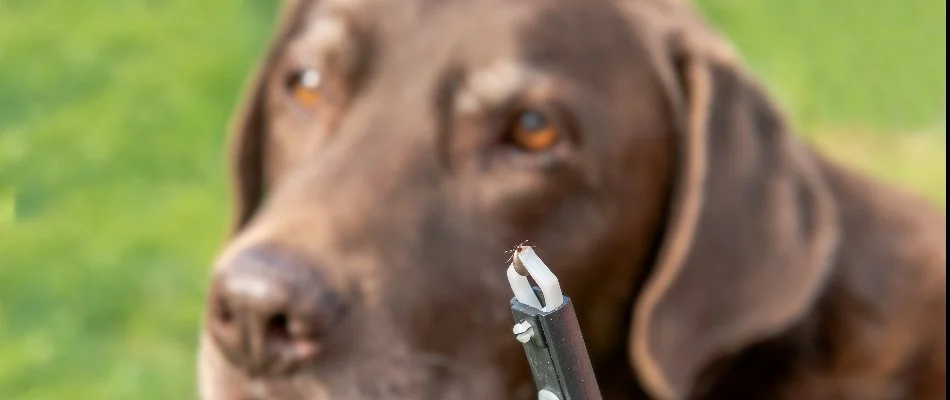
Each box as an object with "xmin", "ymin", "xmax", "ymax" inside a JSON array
[{"xmin": 197, "ymin": 0, "xmax": 947, "ymax": 399}]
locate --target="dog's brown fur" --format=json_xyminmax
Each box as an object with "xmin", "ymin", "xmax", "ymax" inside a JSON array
[{"xmin": 198, "ymin": 0, "xmax": 946, "ymax": 399}]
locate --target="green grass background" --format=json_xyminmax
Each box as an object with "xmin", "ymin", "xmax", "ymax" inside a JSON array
[{"xmin": 0, "ymin": 0, "xmax": 944, "ymax": 399}]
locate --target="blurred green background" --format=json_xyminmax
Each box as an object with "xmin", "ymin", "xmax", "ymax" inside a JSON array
[{"xmin": 0, "ymin": 0, "xmax": 944, "ymax": 399}]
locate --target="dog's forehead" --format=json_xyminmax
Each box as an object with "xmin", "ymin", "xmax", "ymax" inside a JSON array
[
  {"xmin": 291, "ymin": 0, "xmax": 637, "ymax": 58},
  {"xmin": 284, "ymin": 0, "xmax": 654, "ymax": 118}
]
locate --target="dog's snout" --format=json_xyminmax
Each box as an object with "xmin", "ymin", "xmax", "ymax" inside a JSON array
[{"xmin": 206, "ymin": 248, "xmax": 346, "ymax": 376}]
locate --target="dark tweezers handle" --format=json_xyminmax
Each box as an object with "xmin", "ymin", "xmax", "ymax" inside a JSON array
[{"xmin": 507, "ymin": 246, "xmax": 602, "ymax": 400}]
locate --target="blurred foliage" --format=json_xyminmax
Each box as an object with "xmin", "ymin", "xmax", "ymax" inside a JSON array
[
  {"xmin": 0, "ymin": 0, "xmax": 944, "ymax": 399},
  {"xmin": 1, "ymin": 1, "xmax": 278, "ymax": 398}
]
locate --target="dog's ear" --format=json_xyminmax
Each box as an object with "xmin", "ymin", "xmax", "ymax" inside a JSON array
[
  {"xmin": 228, "ymin": 0, "xmax": 310, "ymax": 234},
  {"xmin": 626, "ymin": 20, "xmax": 841, "ymax": 400}
]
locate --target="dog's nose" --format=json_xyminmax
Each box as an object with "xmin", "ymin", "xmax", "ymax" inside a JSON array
[{"xmin": 206, "ymin": 248, "xmax": 346, "ymax": 376}]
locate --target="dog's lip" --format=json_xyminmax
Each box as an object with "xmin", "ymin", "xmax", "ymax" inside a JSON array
[
  {"xmin": 204, "ymin": 369, "xmax": 305, "ymax": 400},
  {"xmin": 239, "ymin": 378, "xmax": 306, "ymax": 400}
]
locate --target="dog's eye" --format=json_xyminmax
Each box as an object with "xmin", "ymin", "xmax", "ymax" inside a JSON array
[
  {"xmin": 510, "ymin": 110, "xmax": 559, "ymax": 152},
  {"xmin": 287, "ymin": 68, "xmax": 323, "ymax": 109}
]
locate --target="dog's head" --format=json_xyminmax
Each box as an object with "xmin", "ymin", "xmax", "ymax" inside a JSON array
[{"xmin": 198, "ymin": 0, "xmax": 839, "ymax": 399}]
